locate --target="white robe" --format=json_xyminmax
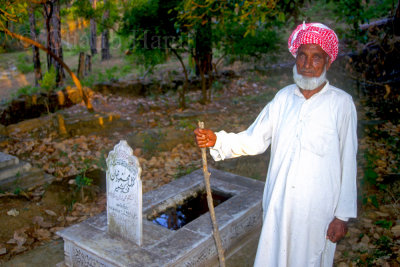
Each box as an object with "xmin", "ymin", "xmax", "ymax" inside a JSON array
[{"xmin": 210, "ymin": 82, "xmax": 357, "ymax": 267}]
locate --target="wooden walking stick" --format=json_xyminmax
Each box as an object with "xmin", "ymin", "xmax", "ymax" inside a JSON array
[{"xmin": 198, "ymin": 121, "xmax": 226, "ymax": 267}]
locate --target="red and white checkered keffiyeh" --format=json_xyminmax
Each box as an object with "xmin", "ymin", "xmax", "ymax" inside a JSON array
[{"xmin": 288, "ymin": 22, "xmax": 339, "ymax": 62}]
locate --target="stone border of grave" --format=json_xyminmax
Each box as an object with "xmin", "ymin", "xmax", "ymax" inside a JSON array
[
  {"xmin": 57, "ymin": 168, "xmax": 264, "ymax": 266},
  {"xmin": 0, "ymin": 152, "xmax": 54, "ymax": 192}
]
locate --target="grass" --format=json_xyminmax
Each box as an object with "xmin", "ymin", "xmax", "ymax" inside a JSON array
[
  {"xmin": 16, "ymin": 53, "xmax": 34, "ymax": 74},
  {"xmin": 15, "ymin": 85, "xmax": 40, "ymax": 97},
  {"xmin": 233, "ymin": 90, "xmax": 276, "ymax": 106},
  {"xmin": 0, "ymin": 44, "xmax": 140, "ymax": 101},
  {"xmin": 174, "ymin": 163, "xmax": 199, "ymax": 180}
]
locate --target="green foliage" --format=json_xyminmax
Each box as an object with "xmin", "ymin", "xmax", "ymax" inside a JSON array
[
  {"xmin": 128, "ymin": 49, "xmax": 166, "ymax": 75},
  {"xmin": 66, "ymin": 43, "xmax": 90, "ymax": 56},
  {"xmin": 216, "ymin": 21, "xmax": 279, "ymax": 59},
  {"xmin": 120, "ymin": 0, "xmax": 179, "ymax": 39},
  {"xmin": 175, "ymin": 0, "xmax": 303, "ymax": 68},
  {"xmin": 92, "ymin": 64, "xmax": 133, "ymax": 83},
  {"xmin": 368, "ymin": 194, "xmax": 379, "ymax": 208},
  {"xmin": 16, "ymin": 53, "xmax": 33, "ymax": 73},
  {"xmin": 13, "ymin": 187, "xmax": 21, "ymax": 195},
  {"xmin": 363, "ymin": 152, "xmax": 379, "ymax": 184},
  {"xmin": 96, "ymin": 71, "xmax": 106, "ymax": 83},
  {"xmin": 95, "ymin": 150, "xmax": 107, "ymax": 171},
  {"xmin": 0, "ymin": 0, "xmax": 28, "ymax": 25},
  {"xmin": 120, "ymin": 0, "xmax": 181, "ymax": 69},
  {"xmin": 39, "ymin": 66, "xmax": 57, "ymax": 92},
  {"xmin": 178, "ymin": 0, "xmax": 281, "ymax": 37},
  {"xmin": 331, "ymin": 0, "xmax": 395, "ymax": 42},
  {"xmin": 120, "ymin": 64, "xmax": 133, "ymax": 77},
  {"xmin": 374, "ymin": 219, "xmax": 393, "ymax": 229},
  {"xmin": 71, "ymin": 0, "xmax": 120, "ymax": 31},
  {"xmin": 71, "ymin": 0, "xmax": 98, "ymax": 19},
  {"xmin": 176, "ymin": 118, "xmax": 196, "ymax": 131},
  {"xmin": 105, "ymin": 66, "xmax": 119, "ymax": 81},
  {"xmin": 81, "ymin": 75, "xmax": 96, "ymax": 87},
  {"xmin": 362, "ymin": 151, "xmax": 381, "ymax": 208},
  {"xmin": 372, "ymin": 235, "xmax": 395, "ymax": 259},
  {"xmin": 16, "ymin": 85, "xmax": 40, "ymax": 96},
  {"xmin": 364, "ymin": 168, "xmax": 378, "ymax": 185},
  {"xmin": 174, "ymin": 163, "xmax": 198, "ymax": 179},
  {"xmin": 75, "ymin": 173, "xmax": 93, "ymax": 188},
  {"xmin": 212, "ymin": 80, "xmax": 224, "ymax": 92},
  {"xmin": 97, "ymin": 0, "xmax": 121, "ymax": 33},
  {"xmin": 142, "ymin": 130, "xmax": 166, "ymax": 156},
  {"xmin": 332, "ymin": 0, "xmax": 368, "ymax": 42},
  {"xmin": 0, "ymin": 0, "xmax": 32, "ymax": 53},
  {"xmin": 74, "ymin": 157, "xmax": 94, "ymax": 200}
]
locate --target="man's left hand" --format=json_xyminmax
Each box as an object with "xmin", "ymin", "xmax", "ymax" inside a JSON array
[{"xmin": 326, "ymin": 218, "xmax": 348, "ymax": 243}]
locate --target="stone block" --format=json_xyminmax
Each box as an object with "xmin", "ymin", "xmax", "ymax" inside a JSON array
[
  {"xmin": 0, "ymin": 152, "xmax": 19, "ymax": 169},
  {"xmin": 0, "ymin": 168, "xmax": 54, "ymax": 192},
  {"xmin": 0, "ymin": 161, "xmax": 31, "ymax": 181},
  {"xmin": 58, "ymin": 168, "xmax": 264, "ymax": 266}
]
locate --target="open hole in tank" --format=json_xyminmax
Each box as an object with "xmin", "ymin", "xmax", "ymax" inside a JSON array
[{"xmin": 149, "ymin": 189, "xmax": 232, "ymax": 230}]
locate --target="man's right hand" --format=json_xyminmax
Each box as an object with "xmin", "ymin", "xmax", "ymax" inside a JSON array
[{"xmin": 194, "ymin": 128, "xmax": 217, "ymax": 148}]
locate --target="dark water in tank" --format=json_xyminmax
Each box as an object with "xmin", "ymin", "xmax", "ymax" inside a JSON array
[{"xmin": 151, "ymin": 190, "xmax": 232, "ymax": 230}]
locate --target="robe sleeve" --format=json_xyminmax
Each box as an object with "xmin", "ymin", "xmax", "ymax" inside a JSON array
[
  {"xmin": 210, "ymin": 103, "xmax": 273, "ymax": 161},
  {"xmin": 334, "ymin": 97, "xmax": 358, "ymax": 220}
]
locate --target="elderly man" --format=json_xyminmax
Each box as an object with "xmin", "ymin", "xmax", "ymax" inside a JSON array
[{"xmin": 194, "ymin": 22, "xmax": 357, "ymax": 266}]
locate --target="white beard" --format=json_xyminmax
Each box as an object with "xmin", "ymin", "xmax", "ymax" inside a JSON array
[{"xmin": 293, "ymin": 65, "xmax": 327, "ymax": 91}]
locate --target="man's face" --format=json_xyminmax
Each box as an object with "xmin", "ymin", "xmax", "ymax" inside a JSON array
[{"xmin": 295, "ymin": 44, "xmax": 331, "ymax": 78}]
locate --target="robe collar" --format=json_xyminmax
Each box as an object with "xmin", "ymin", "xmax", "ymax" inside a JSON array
[{"xmin": 294, "ymin": 81, "xmax": 330, "ymax": 99}]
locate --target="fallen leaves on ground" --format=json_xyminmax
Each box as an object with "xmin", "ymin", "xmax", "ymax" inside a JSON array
[
  {"xmin": 0, "ymin": 134, "xmax": 114, "ymax": 178},
  {"xmin": 0, "ymin": 74, "xmax": 399, "ymax": 265},
  {"xmin": 0, "ymin": 193, "xmax": 107, "ymax": 261}
]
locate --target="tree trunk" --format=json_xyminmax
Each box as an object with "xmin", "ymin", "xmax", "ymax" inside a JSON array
[
  {"xmin": 89, "ymin": 0, "xmax": 97, "ymax": 55},
  {"xmin": 194, "ymin": 18, "xmax": 212, "ymax": 104},
  {"xmin": 77, "ymin": 52, "xmax": 85, "ymax": 79},
  {"xmin": 85, "ymin": 54, "xmax": 92, "ymax": 76},
  {"xmin": 101, "ymin": 0, "xmax": 111, "ymax": 60},
  {"xmin": 194, "ymin": 20, "xmax": 213, "ymax": 76},
  {"xmin": 49, "ymin": 0, "xmax": 65, "ymax": 86},
  {"xmin": 43, "ymin": 2, "xmax": 53, "ymax": 70},
  {"xmin": 395, "ymin": 0, "xmax": 400, "ymax": 35},
  {"xmin": 170, "ymin": 47, "xmax": 188, "ymax": 109},
  {"xmin": 29, "ymin": 6, "xmax": 42, "ymax": 87}
]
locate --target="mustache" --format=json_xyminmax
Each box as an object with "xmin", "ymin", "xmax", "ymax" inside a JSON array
[
  {"xmin": 293, "ymin": 65, "xmax": 327, "ymax": 91},
  {"xmin": 298, "ymin": 69, "xmax": 315, "ymax": 74}
]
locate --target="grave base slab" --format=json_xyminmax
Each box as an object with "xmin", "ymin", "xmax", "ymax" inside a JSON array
[{"xmin": 57, "ymin": 168, "xmax": 264, "ymax": 267}]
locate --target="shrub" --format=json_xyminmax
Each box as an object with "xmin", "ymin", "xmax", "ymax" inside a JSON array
[
  {"xmin": 16, "ymin": 53, "xmax": 34, "ymax": 74},
  {"xmin": 39, "ymin": 67, "xmax": 57, "ymax": 92}
]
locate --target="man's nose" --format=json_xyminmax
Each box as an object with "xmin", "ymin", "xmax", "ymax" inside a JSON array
[{"xmin": 303, "ymin": 56, "xmax": 312, "ymax": 69}]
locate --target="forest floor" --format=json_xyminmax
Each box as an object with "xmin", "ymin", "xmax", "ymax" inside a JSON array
[{"xmin": 0, "ymin": 53, "xmax": 399, "ymax": 266}]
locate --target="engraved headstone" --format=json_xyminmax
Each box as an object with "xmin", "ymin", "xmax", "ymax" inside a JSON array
[{"xmin": 106, "ymin": 140, "xmax": 142, "ymax": 246}]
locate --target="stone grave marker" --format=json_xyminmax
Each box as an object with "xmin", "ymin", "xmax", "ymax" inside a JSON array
[
  {"xmin": 0, "ymin": 152, "xmax": 19, "ymax": 169},
  {"xmin": 106, "ymin": 140, "xmax": 142, "ymax": 246}
]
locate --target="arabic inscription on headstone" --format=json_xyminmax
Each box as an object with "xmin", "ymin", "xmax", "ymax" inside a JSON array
[{"xmin": 106, "ymin": 140, "xmax": 142, "ymax": 246}]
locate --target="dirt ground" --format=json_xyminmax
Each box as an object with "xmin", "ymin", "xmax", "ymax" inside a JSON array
[{"xmin": 0, "ymin": 54, "xmax": 399, "ymax": 266}]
